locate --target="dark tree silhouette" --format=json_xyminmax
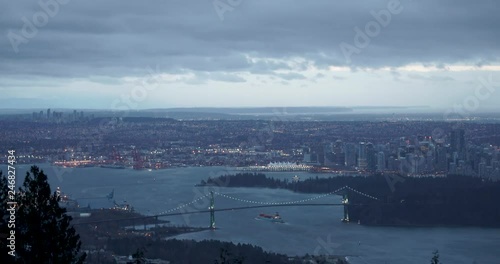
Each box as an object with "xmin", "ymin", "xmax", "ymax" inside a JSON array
[
  {"xmin": 9, "ymin": 166, "xmax": 86, "ymax": 263},
  {"xmin": 214, "ymin": 248, "xmax": 245, "ymax": 264},
  {"xmin": 431, "ymin": 250, "xmax": 441, "ymax": 264},
  {"xmin": 130, "ymin": 247, "xmax": 147, "ymax": 264}
]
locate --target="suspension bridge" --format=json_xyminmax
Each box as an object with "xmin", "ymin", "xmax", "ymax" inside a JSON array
[{"xmin": 73, "ymin": 186, "xmax": 379, "ymax": 228}]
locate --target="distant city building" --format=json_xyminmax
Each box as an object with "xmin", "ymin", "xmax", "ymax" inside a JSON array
[
  {"xmin": 325, "ymin": 140, "xmax": 345, "ymax": 168},
  {"xmin": 366, "ymin": 143, "xmax": 377, "ymax": 171},
  {"xmin": 344, "ymin": 143, "xmax": 357, "ymax": 168},
  {"xmin": 377, "ymin": 151, "xmax": 386, "ymax": 172},
  {"xmin": 451, "ymin": 129, "xmax": 466, "ymax": 157},
  {"xmin": 357, "ymin": 142, "xmax": 367, "ymax": 170}
]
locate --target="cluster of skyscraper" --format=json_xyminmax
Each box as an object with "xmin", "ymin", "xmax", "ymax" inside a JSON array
[
  {"xmin": 32, "ymin": 108, "xmax": 91, "ymax": 122},
  {"xmin": 302, "ymin": 129, "xmax": 500, "ymax": 178}
]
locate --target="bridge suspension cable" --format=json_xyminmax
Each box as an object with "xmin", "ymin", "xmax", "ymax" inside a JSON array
[
  {"xmin": 155, "ymin": 186, "xmax": 377, "ymax": 216},
  {"xmin": 73, "ymin": 187, "xmax": 378, "ymax": 226},
  {"xmin": 156, "ymin": 194, "xmax": 210, "ymax": 215},
  {"xmin": 345, "ymin": 186, "xmax": 379, "ymax": 200},
  {"xmin": 213, "ymin": 186, "xmax": 377, "ymax": 206}
]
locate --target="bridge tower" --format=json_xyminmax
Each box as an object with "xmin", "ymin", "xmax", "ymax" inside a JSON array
[
  {"xmin": 209, "ymin": 191, "xmax": 216, "ymax": 229},
  {"xmin": 341, "ymin": 193, "xmax": 349, "ymax": 222}
]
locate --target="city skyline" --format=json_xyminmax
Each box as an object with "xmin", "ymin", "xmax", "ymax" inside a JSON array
[{"xmin": 1, "ymin": 0, "xmax": 500, "ymax": 109}]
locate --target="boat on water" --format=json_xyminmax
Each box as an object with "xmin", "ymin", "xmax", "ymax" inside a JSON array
[
  {"xmin": 256, "ymin": 212, "xmax": 285, "ymax": 223},
  {"xmin": 56, "ymin": 187, "xmax": 79, "ymax": 209}
]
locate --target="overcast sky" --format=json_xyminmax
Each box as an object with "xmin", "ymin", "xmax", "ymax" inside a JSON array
[{"xmin": 1, "ymin": 0, "xmax": 499, "ymax": 110}]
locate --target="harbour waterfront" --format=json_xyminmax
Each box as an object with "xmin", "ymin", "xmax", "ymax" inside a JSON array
[{"xmin": 5, "ymin": 164, "xmax": 500, "ymax": 264}]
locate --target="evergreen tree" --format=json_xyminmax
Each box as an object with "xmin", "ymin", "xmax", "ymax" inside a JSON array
[
  {"xmin": 431, "ymin": 250, "xmax": 441, "ymax": 264},
  {"xmin": 12, "ymin": 166, "xmax": 86, "ymax": 263},
  {"xmin": 131, "ymin": 247, "xmax": 147, "ymax": 264},
  {"xmin": 214, "ymin": 248, "xmax": 245, "ymax": 264}
]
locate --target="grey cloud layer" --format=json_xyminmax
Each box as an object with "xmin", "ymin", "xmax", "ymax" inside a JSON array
[{"xmin": 1, "ymin": 0, "xmax": 499, "ymax": 79}]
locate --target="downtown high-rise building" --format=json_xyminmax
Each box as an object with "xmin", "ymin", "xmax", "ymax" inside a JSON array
[
  {"xmin": 366, "ymin": 143, "xmax": 377, "ymax": 171},
  {"xmin": 344, "ymin": 143, "xmax": 357, "ymax": 168},
  {"xmin": 377, "ymin": 151, "xmax": 386, "ymax": 171},
  {"xmin": 451, "ymin": 129, "xmax": 466, "ymax": 156},
  {"xmin": 358, "ymin": 142, "xmax": 367, "ymax": 170}
]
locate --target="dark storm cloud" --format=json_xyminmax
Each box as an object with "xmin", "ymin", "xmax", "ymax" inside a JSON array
[{"xmin": 1, "ymin": 0, "xmax": 499, "ymax": 79}]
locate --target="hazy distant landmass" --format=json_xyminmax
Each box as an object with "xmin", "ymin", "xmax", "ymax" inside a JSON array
[
  {"xmin": 144, "ymin": 106, "xmax": 354, "ymax": 114},
  {"xmin": 0, "ymin": 106, "xmax": 425, "ymax": 115},
  {"xmin": 1, "ymin": 106, "xmax": 500, "ymax": 122}
]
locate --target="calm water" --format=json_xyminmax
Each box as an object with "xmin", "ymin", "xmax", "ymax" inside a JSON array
[{"xmin": 5, "ymin": 164, "xmax": 500, "ymax": 264}]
